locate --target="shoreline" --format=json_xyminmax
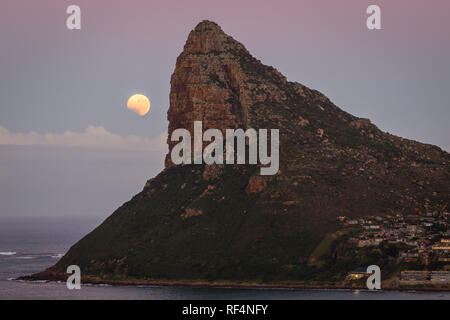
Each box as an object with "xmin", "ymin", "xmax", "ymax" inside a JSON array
[{"xmin": 17, "ymin": 273, "xmax": 450, "ymax": 292}]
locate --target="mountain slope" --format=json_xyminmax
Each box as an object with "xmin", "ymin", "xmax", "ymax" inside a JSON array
[{"xmin": 32, "ymin": 21, "xmax": 449, "ymax": 284}]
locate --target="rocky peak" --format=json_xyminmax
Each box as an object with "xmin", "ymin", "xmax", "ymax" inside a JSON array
[
  {"xmin": 182, "ymin": 20, "xmax": 246, "ymax": 55},
  {"xmin": 35, "ymin": 20, "xmax": 449, "ymax": 286},
  {"xmin": 166, "ymin": 21, "xmax": 293, "ymax": 167},
  {"xmin": 166, "ymin": 21, "xmax": 251, "ymax": 167},
  {"xmin": 165, "ymin": 21, "xmax": 448, "ymax": 215}
]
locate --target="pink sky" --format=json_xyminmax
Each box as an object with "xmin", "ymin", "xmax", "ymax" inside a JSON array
[{"xmin": 1, "ymin": 1, "xmax": 449, "ymax": 217}]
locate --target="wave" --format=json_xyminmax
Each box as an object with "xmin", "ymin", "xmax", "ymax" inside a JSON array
[
  {"xmin": 0, "ymin": 251, "xmax": 16, "ymax": 256},
  {"xmin": 17, "ymin": 254, "xmax": 64, "ymax": 259},
  {"xmin": 5, "ymin": 252, "xmax": 65, "ymax": 259}
]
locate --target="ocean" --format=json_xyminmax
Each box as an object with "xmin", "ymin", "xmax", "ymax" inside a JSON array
[{"xmin": 0, "ymin": 216, "xmax": 448, "ymax": 300}]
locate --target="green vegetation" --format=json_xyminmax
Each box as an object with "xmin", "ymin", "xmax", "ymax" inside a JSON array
[
  {"xmin": 309, "ymin": 233, "xmax": 336, "ymax": 267},
  {"xmin": 50, "ymin": 164, "xmax": 330, "ymax": 284}
]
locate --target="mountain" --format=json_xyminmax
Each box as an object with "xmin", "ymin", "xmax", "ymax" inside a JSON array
[{"xmin": 29, "ymin": 21, "xmax": 449, "ymax": 285}]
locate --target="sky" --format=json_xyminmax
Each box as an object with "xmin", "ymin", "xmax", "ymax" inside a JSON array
[{"xmin": 0, "ymin": 0, "xmax": 449, "ymax": 217}]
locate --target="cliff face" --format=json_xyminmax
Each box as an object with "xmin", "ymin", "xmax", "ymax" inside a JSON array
[
  {"xmin": 166, "ymin": 21, "xmax": 288, "ymax": 167},
  {"xmin": 35, "ymin": 21, "xmax": 449, "ymax": 283},
  {"xmin": 165, "ymin": 21, "xmax": 448, "ymax": 216}
]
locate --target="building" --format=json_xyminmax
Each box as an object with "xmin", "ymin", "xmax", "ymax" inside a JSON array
[
  {"xmin": 430, "ymin": 271, "xmax": 450, "ymax": 283},
  {"xmin": 363, "ymin": 225, "xmax": 380, "ymax": 230},
  {"xmin": 358, "ymin": 238, "xmax": 383, "ymax": 247},
  {"xmin": 400, "ymin": 271, "xmax": 429, "ymax": 281},
  {"xmin": 432, "ymin": 245, "xmax": 450, "ymax": 251},
  {"xmin": 402, "ymin": 252, "xmax": 419, "ymax": 262}
]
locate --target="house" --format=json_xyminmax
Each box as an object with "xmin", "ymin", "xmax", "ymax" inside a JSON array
[
  {"xmin": 400, "ymin": 271, "xmax": 429, "ymax": 281},
  {"xmin": 430, "ymin": 271, "xmax": 450, "ymax": 283},
  {"xmin": 358, "ymin": 238, "xmax": 382, "ymax": 247},
  {"xmin": 432, "ymin": 245, "xmax": 450, "ymax": 251}
]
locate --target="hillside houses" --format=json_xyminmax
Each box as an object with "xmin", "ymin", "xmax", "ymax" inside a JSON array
[{"xmin": 339, "ymin": 210, "xmax": 449, "ymax": 265}]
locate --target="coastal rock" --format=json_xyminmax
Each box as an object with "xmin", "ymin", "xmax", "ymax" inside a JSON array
[{"xmin": 34, "ymin": 20, "xmax": 450, "ymax": 285}]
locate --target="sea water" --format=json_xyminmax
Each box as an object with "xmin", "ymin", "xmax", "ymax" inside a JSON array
[{"xmin": 0, "ymin": 216, "xmax": 449, "ymax": 300}]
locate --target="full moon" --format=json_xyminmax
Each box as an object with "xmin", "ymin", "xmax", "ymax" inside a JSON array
[{"xmin": 127, "ymin": 94, "xmax": 150, "ymax": 116}]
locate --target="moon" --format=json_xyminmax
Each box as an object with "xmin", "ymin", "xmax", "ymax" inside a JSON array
[{"xmin": 127, "ymin": 94, "xmax": 150, "ymax": 116}]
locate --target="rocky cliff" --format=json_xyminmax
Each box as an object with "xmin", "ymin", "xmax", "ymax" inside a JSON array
[{"xmin": 31, "ymin": 21, "xmax": 449, "ymax": 284}]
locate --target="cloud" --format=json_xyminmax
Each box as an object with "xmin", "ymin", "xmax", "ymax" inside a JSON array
[{"xmin": 0, "ymin": 125, "xmax": 168, "ymax": 152}]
